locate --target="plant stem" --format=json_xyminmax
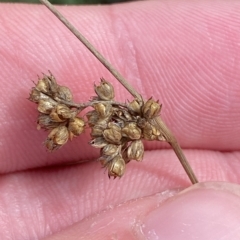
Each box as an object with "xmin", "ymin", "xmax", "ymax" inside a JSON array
[
  {"xmin": 38, "ymin": 0, "xmax": 198, "ymax": 184},
  {"xmin": 55, "ymin": 98, "xmax": 127, "ymax": 109},
  {"xmin": 39, "ymin": 0, "xmax": 143, "ymax": 104},
  {"xmin": 150, "ymin": 116, "xmax": 198, "ymax": 184}
]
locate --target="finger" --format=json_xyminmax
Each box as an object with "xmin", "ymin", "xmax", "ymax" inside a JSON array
[
  {"xmin": 1, "ymin": 1, "xmax": 240, "ymax": 172},
  {"xmin": 43, "ymin": 182, "xmax": 240, "ymax": 240},
  {"xmin": 0, "ymin": 150, "xmax": 240, "ymax": 239}
]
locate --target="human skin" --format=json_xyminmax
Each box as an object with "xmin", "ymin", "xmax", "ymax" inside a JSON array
[{"xmin": 0, "ymin": 0, "xmax": 240, "ymax": 239}]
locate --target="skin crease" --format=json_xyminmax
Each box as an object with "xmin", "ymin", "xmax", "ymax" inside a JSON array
[{"xmin": 0, "ymin": 0, "xmax": 240, "ymax": 239}]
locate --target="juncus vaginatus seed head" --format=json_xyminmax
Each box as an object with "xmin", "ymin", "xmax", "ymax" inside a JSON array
[
  {"xmin": 86, "ymin": 110, "xmax": 99, "ymax": 127},
  {"xmin": 122, "ymin": 110, "xmax": 133, "ymax": 121},
  {"xmin": 28, "ymin": 1, "xmax": 198, "ymax": 183},
  {"xmin": 37, "ymin": 113, "xmax": 61, "ymax": 130},
  {"xmin": 142, "ymin": 97, "xmax": 162, "ymax": 119},
  {"xmin": 136, "ymin": 117, "xmax": 147, "ymax": 129},
  {"xmin": 127, "ymin": 140, "xmax": 144, "ymax": 161},
  {"xmin": 103, "ymin": 122, "xmax": 122, "ymax": 144},
  {"xmin": 128, "ymin": 99, "xmax": 142, "ymax": 114},
  {"xmin": 100, "ymin": 144, "xmax": 121, "ymax": 163},
  {"xmin": 122, "ymin": 122, "xmax": 142, "ymax": 140},
  {"xmin": 115, "ymin": 109, "xmax": 133, "ymax": 121},
  {"xmin": 93, "ymin": 103, "xmax": 112, "ymax": 119},
  {"xmin": 90, "ymin": 137, "xmax": 109, "ymax": 148},
  {"xmin": 35, "ymin": 77, "xmax": 50, "ymax": 93},
  {"xmin": 68, "ymin": 117, "xmax": 85, "ymax": 139},
  {"xmin": 94, "ymin": 78, "xmax": 114, "ymax": 101},
  {"xmin": 45, "ymin": 126, "xmax": 69, "ymax": 151},
  {"xmin": 29, "ymin": 88, "xmax": 46, "ymax": 103},
  {"xmin": 142, "ymin": 122, "xmax": 161, "ymax": 141},
  {"xmin": 107, "ymin": 155, "xmax": 126, "ymax": 178},
  {"xmin": 101, "ymin": 144, "xmax": 120, "ymax": 157},
  {"xmin": 37, "ymin": 99, "xmax": 57, "ymax": 114},
  {"xmin": 50, "ymin": 104, "xmax": 75, "ymax": 122},
  {"xmin": 29, "ymin": 73, "xmax": 171, "ymax": 179},
  {"xmin": 90, "ymin": 119, "xmax": 108, "ymax": 137},
  {"xmin": 36, "ymin": 73, "xmax": 58, "ymax": 95},
  {"xmin": 91, "ymin": 123, "xmax": 106, "ymax": 137},
  {"xmin": 56, "ymin": 86, "xmax": 73, "ymax": 101}
]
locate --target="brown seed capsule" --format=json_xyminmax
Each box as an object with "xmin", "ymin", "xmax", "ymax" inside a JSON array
[
  {"xmin": 94, "ymin": 78, "xmax": 114, "ymax": 101},
  {"xmin": 37, "ymin": 113, "xmax": 61, "ymax": 130},
  {"xmin": 47, "ymin": 73, "xmax": 59, "ymax": 93},
  {"xmin": 122, "ymin": 122, "xmax": 141, "ymax": 140},
  {"xmin": 103, "ymin": 122, "xmax": 122, "ymax": 144},
  {"xmin": 108, "ymin": 155, "xmax": 126, "ymax": 178},
  {"xmin": 128, "ymin": 99, "xmax": 142, "ymax": 114},
  {"xmin": 68, "ymin": 117, "xmax": 85, "ymax": 139},
  {"xmin": 93, "ymin": 103, "xmax": 112, "ymax": 119},
  {"xmin": 50, "ymin": 104, "xmax": 74, "ymax": 122},
  {"xmin": 91, "ymin": 118, "xmax": 109, "ymax": 137},
  {"xmin": 102, "ymin": 144, "xmax": 120, "ymax": 157},
  {"xmin": 102, "ymin": 144, "xmax": 119, "ymax": 156},
  {"xmin": 142, "ymin": 122, "xmax": 155, "ymax": 141},
  {"xmin": 136, "ymin": 117, "xmax": 147, "ymax": 128},
  {"xmin": 115, "ymin": 109, "xmax": 133, "ymax": 121},
  {"xmin": 142, "ymin": 98, "xmax": 162, "ymax": 119},
  {"xmin": 45, "ymin": 126, "xmax": 69, "ymax": 151},
  {"xmin": 37, "ymin": 99, "xmax": 57, "ymax": 114},
  {"xmin": 127, "ymin": 140, "xmax": 144, "ymax": 161},
  {"xmin": 98, "ymin": 144, "xmax": 121, "ymax": 166},
  {"xmin": 86, "ymin": 110, "xmax": 99, "ymax": 127},
  {"xmin": 91, "ymin": 123, "xmax": 106, "ymax": 137},
  {"xmin": 90, "ymin": 137, "xmax": 109, "ymax": 148},
  {"xmin": 56, "ymin": 86, "xmax": 73, "ymax": 101},
  {"xmin": 122, "ymin": 110, "xmax": 133, "ymax": 121},
  {"xmin": 35, "ymin": 77, "xmax": 50, "ymax": 93},
  {"xmin": 121, "ymin": 148, "xmax": 130, "ymax": 164},
  {"xmin": 142, "ymin": 122, "xmax": 161, "ymax": 141},
  {"xmin": 36, "ymin": 74, "xmax": 58, "ymax": 94},
  {"xmin": 29, "ymin": 88, "xmax": 41, "ymax": 103},
  {"xmin": 29, "ymin": 88, "xmax": 55, "ymax": 103}
]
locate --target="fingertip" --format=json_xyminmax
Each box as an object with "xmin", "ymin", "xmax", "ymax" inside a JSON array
[
  {"xmin": 43, "ymin": 189, "xmax": 180, "ymax": 240},
  {"xmin": 44, "ymin": 182, "xmax": 240, "ymax": 240},
  {"xmin": 143, "ymin": 182, "xmax": 240, "ymax": 240}
]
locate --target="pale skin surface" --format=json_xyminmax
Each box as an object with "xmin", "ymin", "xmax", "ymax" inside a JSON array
[{"xmin": 0, "ymin": 0, "xmax": 240, "ymax": 239}]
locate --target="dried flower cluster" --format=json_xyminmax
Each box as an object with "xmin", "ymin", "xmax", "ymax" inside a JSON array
[
  {"xmin": 29, "ymin": 73, "xmax": 85, "ymax": 151},
  {"xmin": 31, "ymin": 0, "xmax": 198, "ymax": 184},
  {"xmin": 88, "ymin": 79, "xmax": 166, "ymax": 178},
  {"xmin": 29, "ymin": 73, "xmax": 166, "ymax": 178}
]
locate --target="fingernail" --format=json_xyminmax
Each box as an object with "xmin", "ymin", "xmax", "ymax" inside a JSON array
[{"xmin": 142, "ymin": 182, "xmax": 240, "ymax": 240}]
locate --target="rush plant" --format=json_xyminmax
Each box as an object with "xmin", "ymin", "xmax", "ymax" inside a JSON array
[{"xmin": 29, "ymin": 0, "xmax": 198, "ymax": 184}]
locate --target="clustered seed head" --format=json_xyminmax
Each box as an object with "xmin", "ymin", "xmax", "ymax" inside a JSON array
[
  {"xmin": 29, "ymin": 73, "xmax": 166, "ymax": 178},
  {"xmin": 29, "ymin": 72, "xmax": 85, "ymax": 151},
  {"xmin": 89, "ymin": 79, "xmax": 165, "ymax": 178}
]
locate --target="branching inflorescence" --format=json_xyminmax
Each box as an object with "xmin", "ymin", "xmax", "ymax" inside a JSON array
[
  {"xmin": 29, "ymin": 72, "xmax": 166, "ymax": 178},
  {"xmin": 29, "ymin": 0, "xmax": 199, "ymax": 184}
]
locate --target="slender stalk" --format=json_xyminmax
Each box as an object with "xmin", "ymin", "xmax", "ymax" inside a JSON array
[
  {"xmin": 38, "ymin": 0, "xmax": 198, "ymax": 184},
  {"xmin": 55, "ymin": 98, "xmax": 127, "ymax": 109},
  {"xmin": 150, "ymin": 117, "xmax": 198, "ymax": 184},
  {"xmin": 39, "ymin": 0, "xmax": 142, "ymax": 103}
]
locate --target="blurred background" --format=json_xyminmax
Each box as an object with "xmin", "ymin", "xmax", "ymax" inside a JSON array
[{"xmin": 0, "ymin": 0, "xmax": 133, "ymax": 4}]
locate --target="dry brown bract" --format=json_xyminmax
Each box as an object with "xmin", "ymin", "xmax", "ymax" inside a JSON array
[{"xmin": 29, "ymin": 73, "xmax": 166, "ymax": 178}]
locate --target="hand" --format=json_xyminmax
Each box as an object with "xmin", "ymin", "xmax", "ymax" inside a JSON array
[{"xmin": 1, "ymin": 1, "xmax": 240, "ymax": 239}]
